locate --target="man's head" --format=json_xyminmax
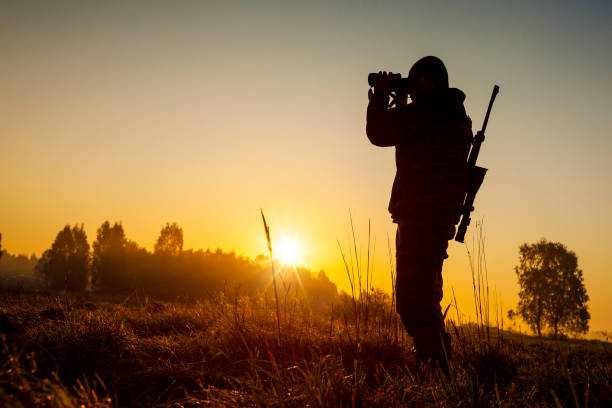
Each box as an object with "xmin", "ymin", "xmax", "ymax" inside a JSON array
[{"xmin": 408, "ymin": 56, "xmax": 448, "ymax": 102}]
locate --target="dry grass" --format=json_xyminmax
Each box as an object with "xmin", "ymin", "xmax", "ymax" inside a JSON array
[{"xmin": 0, "ymin": 288, "xmax": 610, "ymax": 407}]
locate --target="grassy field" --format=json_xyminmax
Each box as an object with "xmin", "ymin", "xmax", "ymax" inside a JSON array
[{"xmin": 0, "ymin": 289, "xmax": 610, "ymax": 407}]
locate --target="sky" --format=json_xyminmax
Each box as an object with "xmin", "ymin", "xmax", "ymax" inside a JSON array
[{"xmin": 1, "ymin": 1, "xmax": 611, "ymax": 331}]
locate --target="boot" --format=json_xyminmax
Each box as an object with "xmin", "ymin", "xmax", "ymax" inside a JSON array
[{"xmin": 412, "ymin": 326, "xmax": 452, "ymax": 375}]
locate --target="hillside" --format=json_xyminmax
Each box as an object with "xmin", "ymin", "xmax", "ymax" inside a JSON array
[{"xmin": 1, "ymin": 290, "xmax": 610, "ymax": 407}]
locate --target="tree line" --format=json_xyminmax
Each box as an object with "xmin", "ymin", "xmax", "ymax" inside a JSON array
[
  {"xmin": 26, "ymin": 222, "xmax": 339, "ymax": 308},
  {"xmin": 0, "ymin": 232, "xmax": 40, "ymax": 288}
]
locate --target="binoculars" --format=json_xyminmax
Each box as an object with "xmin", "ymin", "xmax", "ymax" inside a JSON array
[{"xmin": 368, "ymin": 73, "xmax": 411, "ymax": 93}]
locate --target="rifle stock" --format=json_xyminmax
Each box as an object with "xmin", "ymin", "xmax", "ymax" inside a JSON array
[
  {"xmin": 454, "ymin": 85, "xmax": 499, "ymax": 243},
  {"xmin": 455, "ymin": 165, "xmax": 488, "ymax": 243}
]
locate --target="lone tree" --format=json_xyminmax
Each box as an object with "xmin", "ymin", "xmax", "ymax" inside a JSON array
[
  {"xmin": 36, "ymin": 225, "xmax": 90, "ymax": 291},
  {"xmin": 513, "ymin": 239, "xmax": 589, "ymax": 338},
  {"xmin": 154, "ymin": 223, "xmax": 184, "ymax": 256}
]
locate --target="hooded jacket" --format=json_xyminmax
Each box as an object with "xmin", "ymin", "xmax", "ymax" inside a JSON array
[{"xmin": 367, "ymin": 88, "xmax": 472, "ymax": 223}]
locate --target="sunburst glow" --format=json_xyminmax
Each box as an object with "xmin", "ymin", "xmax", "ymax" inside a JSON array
[{"xmin": 275, "ymin": 238, "xmax": 303, "ymax": 266}]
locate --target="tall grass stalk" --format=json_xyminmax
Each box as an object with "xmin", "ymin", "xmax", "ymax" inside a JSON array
[
  {"xmin": 387, "ymin": 232, "xmax": 399, "ymax": 346},
  {"xmin": 337, "ymin": 211, "xmax": 399, "ymax": 346},
  {"xmin": 466, "ymin": 220, "xmax": 491, "ymax": 345},
  {"xmin": 337, "ymin": 237, "xmax": 359, "ymax": 343},
  {"xmin": 260, "ymin": 209, "xmax": 281, "ymax": 346}
]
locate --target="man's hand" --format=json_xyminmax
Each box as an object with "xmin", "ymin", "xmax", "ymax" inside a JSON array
[
  {"xmin": 368, "ymin": 71, "xmax": 393, "ymax": 101},
  {"xmin": 373, "ymin": 71, "xmax": 392, "ymax": 94}
]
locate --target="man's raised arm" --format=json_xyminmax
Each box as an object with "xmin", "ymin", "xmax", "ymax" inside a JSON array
[{"xmin": 366, "ymin": 92, "xmax": 402, "ymax": 147}]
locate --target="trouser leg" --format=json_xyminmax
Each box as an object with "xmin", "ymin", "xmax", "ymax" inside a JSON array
[
  {"xmin": 395, "ymin": 255, "xmax": 444, "ymax": 333},
  {"xmin": 395, "ymin": 220, "xmax": 452, "ymax": 368}
]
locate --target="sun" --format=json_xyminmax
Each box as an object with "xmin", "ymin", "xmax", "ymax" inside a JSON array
[{"xmin": 275, "ymin": 238, "xmax": 303, "ymax": 266}]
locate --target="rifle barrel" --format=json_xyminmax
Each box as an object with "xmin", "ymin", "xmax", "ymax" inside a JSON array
[{"xmin": 481, "ymin": 85, "xmax": 499, "ymax": 134}]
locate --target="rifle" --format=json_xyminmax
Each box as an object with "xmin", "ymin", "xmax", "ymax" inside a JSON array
[{"xmin": 454, "ymin": 85, "xmax": 500, "ymax": 243}]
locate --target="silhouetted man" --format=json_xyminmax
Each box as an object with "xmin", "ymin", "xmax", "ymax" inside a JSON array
[{"xmin": 366, "ymin": 56, "xmax": 472, "ymax": 368}]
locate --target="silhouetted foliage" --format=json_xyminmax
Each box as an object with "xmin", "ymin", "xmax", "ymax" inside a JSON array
[
  {"xmin": 0, "ymin": 250, "xmax": 40, "ymax": 289},
  {"xmin": 514, "ymin": 239, "xmax": 590, "ymax": 337},
  {"xmin": 130, "ymin": 246, "xmax": 338, "ymax": 306},
  {"xmin": 154, "ymin": 223, "xmax": 184, "ymax": 256},
  {"xmin": 91, "ymin": 221, "xmax": 132, "ymax": 291},
  {"xmin": 141, "ymin": 248, "xmax": 267, "ymax": 299},
  {"xmin": 35, "ymin": 225, "xmax": 89, "ymax": 291}
]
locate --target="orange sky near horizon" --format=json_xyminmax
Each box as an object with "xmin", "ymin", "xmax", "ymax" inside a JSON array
[{"xmin": 1, "ymin": 1, "xmax": 611, "ymax": 332}]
